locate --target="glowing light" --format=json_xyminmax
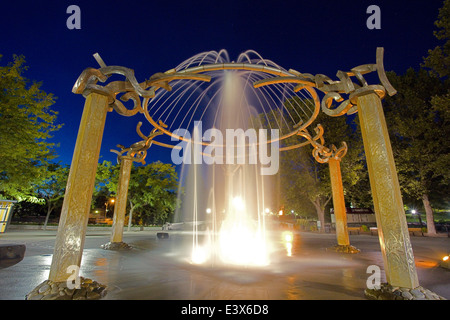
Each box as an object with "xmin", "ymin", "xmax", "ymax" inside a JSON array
[
  {"xmin": 265, "ymin": 208, "xmax": 270, "ymax": 214},
  {"xmin": 284, "ymin": 232, "xmax": 293, "ymax": 243},
  {"xmin": 191, "ymin": 246, "xmax": 208, "ymax": 264},
  {"xmin": 282, "ymin": 231, "xmax": 293, "ymax": 257},
  {"xmin": 219, "ymin": 223, "xmax": 269, "ymax": 266},
  {"xmin": 214, "ymin": 196, "xmax": 270, "ymax": 266},
  {"xmin": 191, "ymin": 195, "xmax": 270, "ymax": 267},
  {"xmin": 286, "ymin": 243, "xmax": 292, "ymax": 257},
  {"xmin": 232, "ymin": 196, "xmax": 245, "ymax": 211},
  {"xmin": 443, "ymin": 255, "xmax": 449, "ymax": 262},
  {"xmin": 278, "ymin": 210, "xmax": 283, "ymax": 216}
]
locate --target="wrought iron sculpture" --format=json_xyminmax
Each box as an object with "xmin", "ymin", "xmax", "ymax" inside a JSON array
[
  {"xmin": 110, "ymin": 122, "xmax": 165, "ymax": 165},
  {"xmin": 72, "ymin": 53, "xmax": 211, "ymax": 118},
  {"xmin": 296, "ymin": 124, "xmax": 348, "ymax": 163}
]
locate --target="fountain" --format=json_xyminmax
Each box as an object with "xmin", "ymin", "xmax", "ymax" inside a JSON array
[
  {"xmin": 28, "ymin": 47, "xmax": 442, "ymax": 300},
  {"xmin": 144, "ymin": 50, "xmax": 319, "ymax": 268}
]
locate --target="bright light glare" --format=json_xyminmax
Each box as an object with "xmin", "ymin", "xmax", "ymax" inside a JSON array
[
  {"xmin": 265, "ymin": 208, "xmax": 270, "ymax": 214},
  {"xmin": 206, "ymin": 208, "xmax": 212, "ymax": 214},
  {"xmin": 284, "ymin": 233, "xmax": 293, "ymax": 243},
  {"xmin": 192, "ymin": 195, "xmax": 270, "ymax": 267},
  {"xmin": 286, "ymin": 242, "xmax": 292, "ymax": 257},
  {"xmin": 232, "ymin": 197, "xmax": 245, "ymax": 211},
  {"xmin": 443, "ymin": 255, "xmax": 449, "ymax": 262},
  {"xmin": 282, "ymin": 231, "xmax": 293, "ymax": 257},
  {"xmin": 191, "ymin": 246, "xmax": 208, "ymax": 264},
  {"xmin": 219, "ymin": 224, "xmax": 268, "ymax": 266}
]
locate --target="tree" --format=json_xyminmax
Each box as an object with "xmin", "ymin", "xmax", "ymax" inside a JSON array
[
  {"xmin": 280, "ymin": 145, "xmax": 331, "ymax": 228},
  {"xmin": 384, "ymin": 69, "xmax": 449, "ymax": 235},
  {"xmin": 35, "ymin": 163, "xmax": 69, "ymax": 229},
  {"xmin": 271, "ymin": 97, "xmax": 367, "ymax": 230},
  {"xmin": 376, "ymin": 1, "xmax": 450, "ymax": 235},
  {"xmin": 96, "ymin": 160, "xmax": 179, "ymax": 229},
  {"xmin": 423, "ymin": 0, "xmax": 450, "ymax": 78},
  {"xmin": 126, "ymin": 162, "xmax": 179, "ymax": 227},
  {"xmin": 0, "ymin": 54, "xmax": 61, "ymax": 200}
]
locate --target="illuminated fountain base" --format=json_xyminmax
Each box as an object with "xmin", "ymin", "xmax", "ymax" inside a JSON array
[
  {"xmin": 101, "ymin": 241, "xmax": 132, "ymax": 250},
  {"xmin": 191, "ymin": 197, "xmax": 270, "ymax": 267},
  {"xmin": 26, "ymin": 277, "xmax": 107, "ymax": 300},
  {"xmin": 365, "ymin": 283, "xmax": 445, "ymax": 300},
  {"xmin": 327, "ymin": 244, "xmax": 360, "ymax": 254}
]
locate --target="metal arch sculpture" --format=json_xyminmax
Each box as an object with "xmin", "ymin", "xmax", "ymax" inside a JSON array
[
  {"xmin": 139, "ymin": 62, "xmax": 322, "ymax": 148},
  {"xmin": 32, "ymin": 47, "xmax": 439, "ymax": 301},
  {"xmin": 73, "ymin": 54, "xmax": 321, "ymax": 148},
  {"xmin": 253, "ymin": 47, "xmax": 396, "ymax": 117},
  {"xmin": 70, "ymin": 48, "xmax": 396, "ymax": 156},
  {"xmin": 254, "ymin": 47, "xmax": 397, "ymax": 151},
  {"xmin": 296, "ymin": 124, "xmax": 348, "ymax": 164},
  {"xmin": 110, "ymin": 122, "xmax": 165, "ymax": 165},
  {"xmin": 72, "ymin": 53, "xmax": 212, "ymax": 118}
]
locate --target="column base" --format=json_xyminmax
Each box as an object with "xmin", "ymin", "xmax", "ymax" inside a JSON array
[
  {"xmin": 101, "ymin": 241, "xmax": 132, "ymax": 250},
  {"xmin": 26, "ymin": 277, "xmax": 107, "ymax": 300},
  {"xmin": 327, "ymin": 244, "xmax": 361, "ymax": 254},
  {"xmin": 365, "ymin": 283, "xmax": 446, "ymax": 300}
]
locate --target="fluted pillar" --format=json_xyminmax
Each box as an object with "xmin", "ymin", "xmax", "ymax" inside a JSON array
[
  {"xmin": 49, "ymin": 92, "xmax": 109, "ymax": 282},
  {"xmin": 328, "ymin": 158, "xmax": 349, "ymax": 247},
  {"xmin": 110, "ymin": 157, "xmax": 133, "ymax": 243},
  {"xmin": 356, "ymin": 91, "xmax": 419, "ymax": 288}
]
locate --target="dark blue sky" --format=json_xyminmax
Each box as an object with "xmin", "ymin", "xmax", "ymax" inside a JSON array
[{"xmin": 0, "ymin": 0, "xmax": 445, "ymax": 166}]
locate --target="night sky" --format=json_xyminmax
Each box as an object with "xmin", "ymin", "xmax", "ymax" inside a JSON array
[{"xmin": 0, "ymin": 0, "xmax": 444, "ymax": 166}]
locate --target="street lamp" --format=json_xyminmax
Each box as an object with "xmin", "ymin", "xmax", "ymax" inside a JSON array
[
  {"xmin": 411, "ymin": 209, "xmax": 423, "ymax": 230},
  {"xmin": 105, "ymin": 198, "xmax": 115, "ymax": 218}
]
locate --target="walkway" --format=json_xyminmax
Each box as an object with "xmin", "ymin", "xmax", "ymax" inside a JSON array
[{"xmin": 0, "ymin": 229, "xmax": 449, "ymax": 300}]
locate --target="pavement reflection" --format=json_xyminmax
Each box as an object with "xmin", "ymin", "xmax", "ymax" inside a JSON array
[{"xmin": 0, "ymin": 229, "xmax": 449, "ymax": 300}]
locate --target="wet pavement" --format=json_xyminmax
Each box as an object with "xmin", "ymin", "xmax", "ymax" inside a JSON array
[{"xmin": 0, "ymin": 228, "xmax": 449, "ymax": 300}]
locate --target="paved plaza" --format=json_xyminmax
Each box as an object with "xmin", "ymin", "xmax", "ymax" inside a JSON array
[{"xmin": 0, "ymin": 228, "xmax": 449, "ymax": 300}]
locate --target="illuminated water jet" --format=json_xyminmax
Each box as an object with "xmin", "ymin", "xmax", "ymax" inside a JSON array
[{"xmin": 151, "ymin": 50, "xmax": 317, "ymax": 269}]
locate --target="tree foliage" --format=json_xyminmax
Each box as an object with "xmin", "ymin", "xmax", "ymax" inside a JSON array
[
  {"xmin": 256, "ymin": 96, "xmax": 367, "ymax": 228},
  {"xmin": 0, "ymin": 54, "xmax": 61, "ymax": 200},
  {"xmin": 377, "ymin": 0, "xmax": 450, "ymax": 234},
  {"xmin": 423, "ymin": 0, "xmax": 450, "ymax": 78},
  {"xmin": 282, "ymin": 110, "xmax": 367, "ymax": 226},
  {"xmin": 95, "ymin": 160, "xmax": 179, "ymax": 226},
  {"xmin": 384, "ymin": 69, "xmax": 448, "ymax": 199},
  {"xmin": 34, "ymin": 163, "xmax": 69, "ymax": 228}
]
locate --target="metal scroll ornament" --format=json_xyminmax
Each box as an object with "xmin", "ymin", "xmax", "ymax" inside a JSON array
[
  {"xmin": 297, "ymin": 124, "xmax": 348, "ymax": 163},
  {"xmin": 110, "ymin": 122, "xmax": 165, "ymax": 165},
  {"xmin": 254, "ymin": 47, "xmax": 396, "ymax": 119},
  {"xmin": 72, "ymin": 53, "xmax": 211, "ymax": 118}
]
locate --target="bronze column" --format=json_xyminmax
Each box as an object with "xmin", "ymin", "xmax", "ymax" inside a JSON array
[
  {"xmin": 328, "ymin": 158, "xmax": 350, "ymax": 247},
  {"xmin": 356, "ymin": 90, "xmax": 419, "ymax": 288},
  {"xmin": 110, "ymin": 156, "xmax": 133, "ymax": 244},
  {"xmin": 49, "ymin": 92, "xmax": 109, "ymax": 282}
]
